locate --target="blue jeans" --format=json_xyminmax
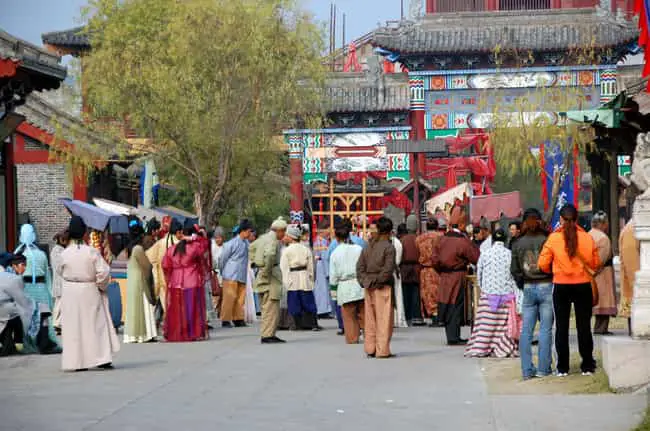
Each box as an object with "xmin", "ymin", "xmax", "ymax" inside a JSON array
[{"xmin": 519, "ymin": 282, "xmax": 554, "ymax": 378}]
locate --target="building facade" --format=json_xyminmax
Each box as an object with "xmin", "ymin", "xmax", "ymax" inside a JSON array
[
  {"xmin": 286, "ymin": 4, "xmax": 638, "ymax": 228},
  {"xmin": 0, "ymin": 30, "xmax": 70, "ymax": 251}
]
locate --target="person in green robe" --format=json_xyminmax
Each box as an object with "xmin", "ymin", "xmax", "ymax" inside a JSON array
[{"xmin": 124, "ymin": 220, "xmax": 157, "ymax": 343}]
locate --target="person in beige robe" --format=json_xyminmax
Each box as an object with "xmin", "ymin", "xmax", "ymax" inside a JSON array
[
  {"xmin": 146, "ymin": 221, "xmax": 181, "ymax": 313},
  {"xmin": 58, "ymin": 216, "xmax": 120, "ymax": 371},
  {"xmin": 50, "ymin": 230, "xmax": 69, "ymax": 332},
  {"xmin": 280, "ymin": 225, "xmax": 319, "ymax": 330},
  {"xmin": 589, "ymin": 212, "xmax": 617, "ymax": 334},
  {"xmin": 619, "ymin": 220, "xmax": 639, "ymax": 330}
]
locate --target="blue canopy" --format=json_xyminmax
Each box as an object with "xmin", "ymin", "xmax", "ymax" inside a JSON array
[{"xmin": 60, "ymin": 198, "xmax": 130, "ymax": 234}]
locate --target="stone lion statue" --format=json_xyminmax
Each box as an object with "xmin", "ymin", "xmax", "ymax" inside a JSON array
[{"xmin": 631, "ymin": 132, "xmax": 650, "ymax": 196}]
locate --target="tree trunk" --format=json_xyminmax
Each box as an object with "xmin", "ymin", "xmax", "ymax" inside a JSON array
[{"xmin": 194, "ymin": 191, "xmax": 208, "ymax": 227}]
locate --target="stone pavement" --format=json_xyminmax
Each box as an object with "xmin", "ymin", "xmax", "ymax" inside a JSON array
[{"xmin": 0, "ymin": 321, "xmax": 646, "ymax": 431}]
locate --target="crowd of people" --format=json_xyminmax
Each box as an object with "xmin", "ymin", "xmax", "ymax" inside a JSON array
[{"xmin": 0, "ymin": 200, "xmax": 637, "ymax": 379}]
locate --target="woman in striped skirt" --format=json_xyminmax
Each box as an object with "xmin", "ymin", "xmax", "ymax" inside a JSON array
[{"xmin": 464, "ymin": 229, "xmax": 518, "ymax": 358}]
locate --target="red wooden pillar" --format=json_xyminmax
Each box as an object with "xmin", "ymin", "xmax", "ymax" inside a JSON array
[
  {"xmin": 5, "ymin": 137, "xmax": 16, "ymax": 250},
  {"xmin": 73, "ymin": 166, "xmax": 88, "ymax": 202},
  {"xmin": 409, "ymin": 74, "xmax": 426, "ymax": 229},
  {"xmin": 426, "ymin": 0, "xmax": 436, "ymax": 14},
  {"xmin": 288, "ymin": 135, "xmax": 304, "ymax": 224}
]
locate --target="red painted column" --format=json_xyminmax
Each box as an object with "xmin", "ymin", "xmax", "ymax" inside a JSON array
[
  {"xmin": 73, "ymin": 166, "xmax": 88, "ymax": 202},
  {"xmin": 5, "ymin": 136, "xmax": 16, "ymax": 251},
  {"xmin": 426, "ymin": 0, "xmax": 436, "ymax": 14},
  {"xmin": 288, "ymin": 136, "xmax": 304, "ymax": 224}
]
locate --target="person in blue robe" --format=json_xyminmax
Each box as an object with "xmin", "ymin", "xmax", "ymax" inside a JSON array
[{"xmin": 313, "ymin": 230, "xmax": 332, "ymax": 316}]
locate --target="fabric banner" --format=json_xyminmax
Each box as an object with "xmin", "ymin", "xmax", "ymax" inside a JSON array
[
  {"xmin": 139, "ymin": 159, "xmax": 160, "ymax": 209},
  {"xmin": 425, "ymin": 183, "xmax": 473, "ymax": 216},
  {"xmin": 543, "ymin": 143, "xmax": 575, "ymax": 229},
  {"xmin": 634, "ymin": 0, "xmax": 650, "ymax": 88}
]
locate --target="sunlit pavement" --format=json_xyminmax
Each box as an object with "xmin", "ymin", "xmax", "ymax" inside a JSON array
[{"xmin": 0, "ymin": 320, "xmax": 645, "ymax": 431}]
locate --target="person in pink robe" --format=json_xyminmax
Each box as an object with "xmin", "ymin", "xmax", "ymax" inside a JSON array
[{"xmin": 162, "ymin": 225, "xmax": 209, "ymax": 342}]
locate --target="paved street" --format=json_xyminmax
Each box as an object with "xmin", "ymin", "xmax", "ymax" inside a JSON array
[{"xmin": 0, "ymin": 321, "xmax": 646, "ymax": 431}]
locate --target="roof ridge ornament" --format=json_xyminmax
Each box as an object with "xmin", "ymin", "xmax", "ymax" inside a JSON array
[
  {"xmin": 409, "ymin": 0, "xmax": 423, "ymax": 21},
  {"xmin": 596, "ymin": 0, "xmax": 613, "ymax": 17},
  {"xmin": 365, "ymin": 55, "xmax": 385, "ymax": 107}
]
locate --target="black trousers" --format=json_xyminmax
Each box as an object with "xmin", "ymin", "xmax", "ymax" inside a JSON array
[
  {"xmin": 440, "ymin": 287, "xmax": 465, "ymax": 343},
  {"xmin": 0, "ymin": 316, "xmax": 24, "ymax": 356},
  {"xmin": 553, "ymin": 283, "xmax": 596, "ymax": 373},
  {"xmin": 593, "ymin": 315, "xmax": 610, "ymax": 334},
  {"xmin": 402, "ymin": 282, "xmax": 422, "ymax": 323}
]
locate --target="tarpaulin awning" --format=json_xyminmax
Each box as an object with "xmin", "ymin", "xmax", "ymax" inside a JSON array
[
  {"xmin": 565, "ymin": 109, "xmax": 617, "ymax": 128},
  {"xmin": 154, "ymin": 206, "xmax": 199, "ymax": 225},
  {"xmin": 469, "ymin": 191, "xmax": 522, "ymax": 224},
  {"xmin": 60, "ymin": 198, "xmax": 130, "ymax": 233},
  {"xmin": 425, "ymin": 183, "xmax": 473, "ymax": 216},
  {"xmin": 92, "ymin": 198, "xmax": 199, "ymax": 226}
]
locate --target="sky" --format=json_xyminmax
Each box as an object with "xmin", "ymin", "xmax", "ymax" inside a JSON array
[{"xmin": 0, "ymin": 0, "xmax": 404, "ymax": 48}]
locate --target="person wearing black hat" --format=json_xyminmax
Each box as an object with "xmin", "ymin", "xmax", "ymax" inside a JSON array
[
  {"xmin": 510, "ymin": 208, "xmax": 554, "ymax": 380},
  {"xmin": 58, "ymin": 215, "xmax": 119, "ymax": 371},
  {"xmin": 146, "ymin": 218, "xmax": 183, "ymax": 318},
  {"xmin": 124, "ymin": 219, "xmax": 157, "ymax": 344},
  {"xmin": 218, "ymin": 219, "xmax": 254, "ymax": 328}
]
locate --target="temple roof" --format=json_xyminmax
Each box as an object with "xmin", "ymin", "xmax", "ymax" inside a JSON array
[
  {"xmin": 16, "ymin": 92, "xmax": 111, "ymax": 156},
  {"xmin": 372, "ymin": 8, "xmax": 639, "ymax": 55},
  {"xmin": 325, "ymin": 72, "xmax": 410, "ymax": 113},
  {"xmin": 41, "ymin": 26, "xmax": 90, "ymax": 51},
  {"xmin": 0, "ymin": 29, "xmax": 66, "ymax": 89}
]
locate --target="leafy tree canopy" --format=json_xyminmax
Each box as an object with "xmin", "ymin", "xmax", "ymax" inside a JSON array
[{"xmin": 80, "ymin": 0, "xmax": 325, "ymax": 225}]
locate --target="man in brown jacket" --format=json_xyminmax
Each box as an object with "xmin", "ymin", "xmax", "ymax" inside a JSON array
[
  {"xmin": 357, "ymin": 217, "xmax": 397, "ymax": 358},
  {"xmin": 400, "ymin": 214, "xmax": 423, "ymax": 326}
]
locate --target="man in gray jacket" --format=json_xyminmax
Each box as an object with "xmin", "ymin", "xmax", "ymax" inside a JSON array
[
  {"xmin": 0, "ymin": 254, "xmax": 58, "ymax": 356},
  {"xmin": 0, "ymin": 254, "xmax": 33, "ymax": 356}
]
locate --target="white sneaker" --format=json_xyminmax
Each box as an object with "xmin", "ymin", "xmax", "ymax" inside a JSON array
[
  {"xmin": 581, "ymin": 371, "xmax": 594, "ymax": 376},
  {"xmin": 556, "ymin": 372, "xmax": 569, "ymax": 377}
]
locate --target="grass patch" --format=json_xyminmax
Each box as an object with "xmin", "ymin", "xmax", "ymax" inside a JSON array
[
  {"xmin": 482, "ymin": 351, "xmax": 612, "ymax": 395},
  {"xmin": 633, "ymin": 408, "xmax": 650, "ymax": 431}
]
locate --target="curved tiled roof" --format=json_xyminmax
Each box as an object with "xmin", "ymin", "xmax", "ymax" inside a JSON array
[
  {"xmin": 372, "ymin": 8, "xmax": 639, "ymax": 54},
  {"xmin": 16, "ymin": 92, "xmax": 112, "ymax": 157},
  {"xmin": 325, "ymin": 72, "xmax": 410, "ymax": 113},
  {"xmin": 0, "ymin": 29, "xmax": 66, "ymax": 88},
  {"xmin": 42, "ymin": 26, "xmax": 90, "ymax": 50}
]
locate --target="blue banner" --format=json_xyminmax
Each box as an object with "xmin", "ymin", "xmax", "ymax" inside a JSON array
[{"xmin": 544, "ymin": 142, "xmax": 574, "ymax": 229}]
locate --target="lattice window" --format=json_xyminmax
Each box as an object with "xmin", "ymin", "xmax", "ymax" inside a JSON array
[
  {"xmin": 435, "ymin": 0, "xmax": 486, "ymax": 12},
  {"xmin": 499, "ymin": 0, "xmax": 551, "ymax": 9},
  {"xmin": 23, "ymin": 136, "xmax": 49, "ymax": 152}
]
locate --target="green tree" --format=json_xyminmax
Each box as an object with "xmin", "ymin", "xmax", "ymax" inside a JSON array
[
  {"xmin": 482, "ymin": 46, "xmax": 606, "ymax": 222},
  {"xmin": 80, "ymin": 0, "xmax": 325, "ymax": 225}
]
